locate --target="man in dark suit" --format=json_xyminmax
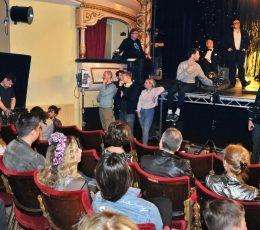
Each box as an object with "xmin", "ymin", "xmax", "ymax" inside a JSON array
[
  {"xmin": 200, "ymin": 39, "xmax": 221, "ymax": 76},
  {"xmin": 225, "ymin": 19, "xmax": 250, "ymax": 88}
]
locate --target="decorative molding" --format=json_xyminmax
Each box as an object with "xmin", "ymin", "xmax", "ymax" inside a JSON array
[{"xmin": 76, "ymin": 3, "xmax": 136, "ymax": 28}]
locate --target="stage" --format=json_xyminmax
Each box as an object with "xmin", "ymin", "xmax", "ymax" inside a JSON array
[{"xmin": 155, "ymin": 81, "xmax": 258, "ymax": 151}]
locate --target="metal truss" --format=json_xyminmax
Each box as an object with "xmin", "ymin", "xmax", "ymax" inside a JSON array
[{"xmin": 171, "ymin": 92, "xmax": 255, "ymax": 108}]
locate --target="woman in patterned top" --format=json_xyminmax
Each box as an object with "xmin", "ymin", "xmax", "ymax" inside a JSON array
[{"xmin": 206, "ymin": 144, "xmax": 259, "ymax": 201}]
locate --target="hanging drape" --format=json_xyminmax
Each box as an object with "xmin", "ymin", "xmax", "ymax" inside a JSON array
[{"xmin": 85, "ymin": 18, "xmax": 107, "ymax": 58}]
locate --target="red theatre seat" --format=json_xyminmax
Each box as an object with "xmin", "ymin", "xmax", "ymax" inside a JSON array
[
  {"xmin": 176, "ymin": 151, "xmax": 213, "ymax": 180},
  {"xmin": 247, "ymin": 164, "xmax": 260, "ymax": 188},
  {"xmin": 133, "ymin": 138, "xmax": 159, "ymax": 162},
  {"xmin": 78, "ymin": 130, "xmax": 105, "ymax": 153},
  {"xmin": 0, "ymin": 156, "xmax": 49, "ymax": 229},
  {"xmin": 78, "ymin": 149, "xmax": 100, "ymax": 178},
  {"xmin": 55, "ymin": 125, "xmax": 81, "ymax": 137},
  {"xmin": 130, "ymin": 162, "xmax": 190, "ymax": 218},
  {"xmin": 195, "ymin": 179, "xmax": 260, "ymax": 230},
  {"xmin": 34, "ymin": 171, "xmax": 93, "ymax": 229}
]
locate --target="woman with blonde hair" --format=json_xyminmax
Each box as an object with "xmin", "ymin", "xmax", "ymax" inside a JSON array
[
  {"xmin": 78, "ymin": 211, "xmax": 137, "ymax": 230},
  {"xmin": 137, "ymin": 79, "xmax": 164, "ymax": 144},
  {"xmin": 38, "ymin": 132, "xmax": 89, "ymax": 191},
  {"xmin": 206, "ymin": 144, "xmax": 259, "ymax": 200}
]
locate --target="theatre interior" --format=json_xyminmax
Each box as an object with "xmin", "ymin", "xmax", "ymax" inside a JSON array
[{"xmin": 0, "ymin": 0, "xmax": 259, "ymax": 229}]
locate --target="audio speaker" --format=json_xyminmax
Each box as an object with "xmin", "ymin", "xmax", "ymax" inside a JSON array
[{"xmin": 10, "ymin": 6, "xmax": 34, "ymax": 24}]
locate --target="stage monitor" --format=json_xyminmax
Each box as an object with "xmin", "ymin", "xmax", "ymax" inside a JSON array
[{"xmin": 0, "ymin": 52, "xmax": 31, "ymax": 108}]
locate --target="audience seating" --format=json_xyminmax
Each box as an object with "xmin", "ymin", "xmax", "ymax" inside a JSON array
[
  {"xmin": 132, "ymin": 138, "xmax": 159, "ymax": 162},
  {"xmin": 176, "ymin": 151, "xmax": 213, "ymax": 180},
  {"xmin": 212, "ymin": 153, "xmax": 224, "ymax": 175},
  {"xmin": 195, "ymin": 179, "xmax": 260, "ymax": 230},
  {"xmin": 0, "ymin": 156, "xmax": 49, "ymax": 229},
  {"xmin": 55, "ymin": 125, "xmax": 81, "ymax": 137},
  {"xmin": 78, "ymin": 149, "xmax": 100, "ymax": 178},
  {"xmin": 137, "ymin": 223, "xmax": 155, "ymax": 230},
  {"xmin": 34, "ymin": 171, "xmax": 93, "ymax": 229},
  {"xmin": 32, "ymin": 140, "xmax": 49, "ymax": 157},
  {"xmin": 78, "ymin": 130, "xmax": 105, "ymax": 153},
  {"xmin": 130, "ymin": 162, "xmax": 191, "ymax": 228},
  {"xmin": 247, "ymin": 164, "xmax": 260, "ymax": 189},
  {"xmin": 0, "ymin": 124, "xmax": 17, "ymax": 144}
]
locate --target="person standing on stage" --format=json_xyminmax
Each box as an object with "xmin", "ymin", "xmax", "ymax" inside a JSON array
[
  {"xmin": 200, "ymin": 39, "xmax": 221, "ymax": 76},
  {"xmin": 118, "ymin": 72, "xmax": 139, "ymax": 134},
  {"xmin": 0, "ymin": 75, "xmax": 16, "ymax": 124},
  {"xmin": 97, "ymin": 71, "xmax": 117, "ymax": 131},
  {"xmin": 117, "ymin": 28, "xmax": 149, "ymax": 85},
  {"xmin": 167, "ymin": 48, "xmax": 213, "ymax": 123},
  {"xmin": 248, "ymin": 87, "xmax": 260, "ymax": 163},
  {"xmin": 137, "ymin": 79, "xmax": 164, "ymax": 145},
  {"xmin": 225, "ymin": 19, "xmax": 250, "ymax": 88},
  {"xmin": 114, "ymin": 70, "xmax": 125, "ymax": 120}
]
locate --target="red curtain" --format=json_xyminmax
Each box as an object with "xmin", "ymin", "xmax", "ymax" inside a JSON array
[{"xmin": 85, "ymin": 19, "xmax": 107, "ymax": 58}]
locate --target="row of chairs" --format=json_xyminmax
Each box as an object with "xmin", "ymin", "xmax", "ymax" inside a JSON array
[{"xmin": 0, "ymin": 155, "xmax": 159, "ymax": 230}]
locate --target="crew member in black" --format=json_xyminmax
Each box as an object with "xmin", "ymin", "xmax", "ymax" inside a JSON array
[
  {"xmin": 200, "ymin": 39, "xmax": 221, "ymax": 76},
  {"xmin": 117, "ymin": 28, "xmax": 149, "ymax": 85},
  {"xmin": 0, "ymin": 75, "xmax": 16, "ymax": 119},
  {"xmin": 248, "ymin": 87, "xmax": 260, "ymax": 163}
]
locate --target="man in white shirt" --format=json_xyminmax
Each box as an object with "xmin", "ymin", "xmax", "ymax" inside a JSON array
[{"xmin": 226, "ymin": 19, "xmax": 250, "ymax": 88}]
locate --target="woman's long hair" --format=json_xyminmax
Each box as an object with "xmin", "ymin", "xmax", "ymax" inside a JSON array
[{"xmin": 39, "ymin": 136, "xmax": 81, "ymax": 188}]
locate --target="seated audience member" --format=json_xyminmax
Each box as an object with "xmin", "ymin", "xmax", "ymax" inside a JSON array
[
  {"xmin": 30, "ymin": 106, "xmax": 54, "ymax": 140},
  {"xmin": 78, "ymin": 211, "xmax": 137, "ymax": 230},
  {"xmin": 137, "ymin": 79, "xmax": 165, "ymax": 145},
  {"xmin": 203, "ymin": 200, "xmax": 247, "ymax": 230},
  {"xmin": 3, "ymin": 112, "xmax": 45, "ymax": 171},
  {"xmin": 141, "ymin": 128, "xmax": 192, "ymax": 177},
  {"xmin": 206, "ymin": 144, "xmax": 259, "ymax": 200},
  {"xmin": 103, "ymin": 121, "xmax": 135, "ymax": 162},
  {"xmin": 114, "ymin": 70, "xmax": 125, "ymax": 120},
  {"xmin": 92, "ymin": 154, "xmax": 163, "ymax": 230},
  {"xmin": 47, "ymin": 105, "xmax": 62, "ymax": 128},
  {"xmin": 0, "ymin": 199, "xmax": 7, "ymax": 230},
  {"xmin": 97, "ymin": 71, "xmax": 117, "ymax": 131},
  {"xmin": 38, "ymin": 132, "xmax": 95, "ymax": 191}
]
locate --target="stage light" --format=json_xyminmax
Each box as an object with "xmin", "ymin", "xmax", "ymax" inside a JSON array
[{"xmin": 10, "ymin": 6, "xmax": 34, "ymax": 24}]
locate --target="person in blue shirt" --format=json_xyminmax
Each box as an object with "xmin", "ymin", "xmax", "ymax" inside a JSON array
[{"xmin": 92, "ymin": 153, "xmax": 163, "ymax": 230}]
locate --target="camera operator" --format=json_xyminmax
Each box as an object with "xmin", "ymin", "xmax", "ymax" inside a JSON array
[
  {"xmin": 0, "ymin": 75, "xmax": 16, "ymax": 124},
  {"xmin": 248, "ymin": 87, "xmax": 260, "ymax": 163}
]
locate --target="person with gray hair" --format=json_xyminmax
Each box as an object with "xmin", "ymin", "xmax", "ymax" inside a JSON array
[
  {"xmin": 140, "ymin": 128, "xmax": 192, "ymax": 177},
  {"xmin": 203, "ymin": 200, "xmax": 247, "ymax": 230},
  {"xmin": 97, "ymin": 71, "xmax": 117, "ymax": 131}
]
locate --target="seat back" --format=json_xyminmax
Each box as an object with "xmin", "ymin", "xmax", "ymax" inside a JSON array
[
  {"xmin": 133, "ymin": 139, "xmax": 159, "ymax": 162},
  {"xmin": 137, "ymin": 223, "xmax": 155, "ymax": 230},
  {"xmin": 212, "ymin": 153, "xmax": 224, "ymax": 175},
  {"xmin": 176, "ymin": 151, "xmax": 213, "ymax": 180},
  {"xmin": 0, "ymin": 125, "xmax": 17, "ymax": 144},
  {"xmin": 78, "ymin": 149, "xmax": 100, "ymax": 178},
  {"xmin": 247, "ymin": 164, "xmax": 260, "ymax": 188},
  {"xmin": 55, "ymin": 125, "xmax": 80, "ymax": 137},
  {"xmin": 131, "ymin": 162, "xmax": 190, "ymax": 213},
  {"xmin": 34, "ymin": 172, "xmax": 93, "ymax": 229},
  {"xmin": 0, "ymin": 156, "xmax": 41, "ymax": 215},
  {"xmin": 78, "ymin": 130, "xmax": 104, "ymax": 153},
  {"xmin": 32, "ymin": 140, "xmax": 49, "ymax": 157},
  {"xmin": 195, "ymin": 180, "xmax": 260, "ymax": 230}
]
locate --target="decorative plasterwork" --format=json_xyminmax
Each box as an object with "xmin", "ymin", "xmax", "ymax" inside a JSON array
[{"xmin": 76, "ymin": 3, "xmax": 136, "ymax": 28}]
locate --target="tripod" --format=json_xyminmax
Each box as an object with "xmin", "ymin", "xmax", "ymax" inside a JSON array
[{"xmin": 199, "ymin": 83, "xmax": 220, "ymax": 154}]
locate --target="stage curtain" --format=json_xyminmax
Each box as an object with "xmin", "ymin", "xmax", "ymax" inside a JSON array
[{"xmin": 85, "ymin": 18, "xmax": 107, "ymax": 58}]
